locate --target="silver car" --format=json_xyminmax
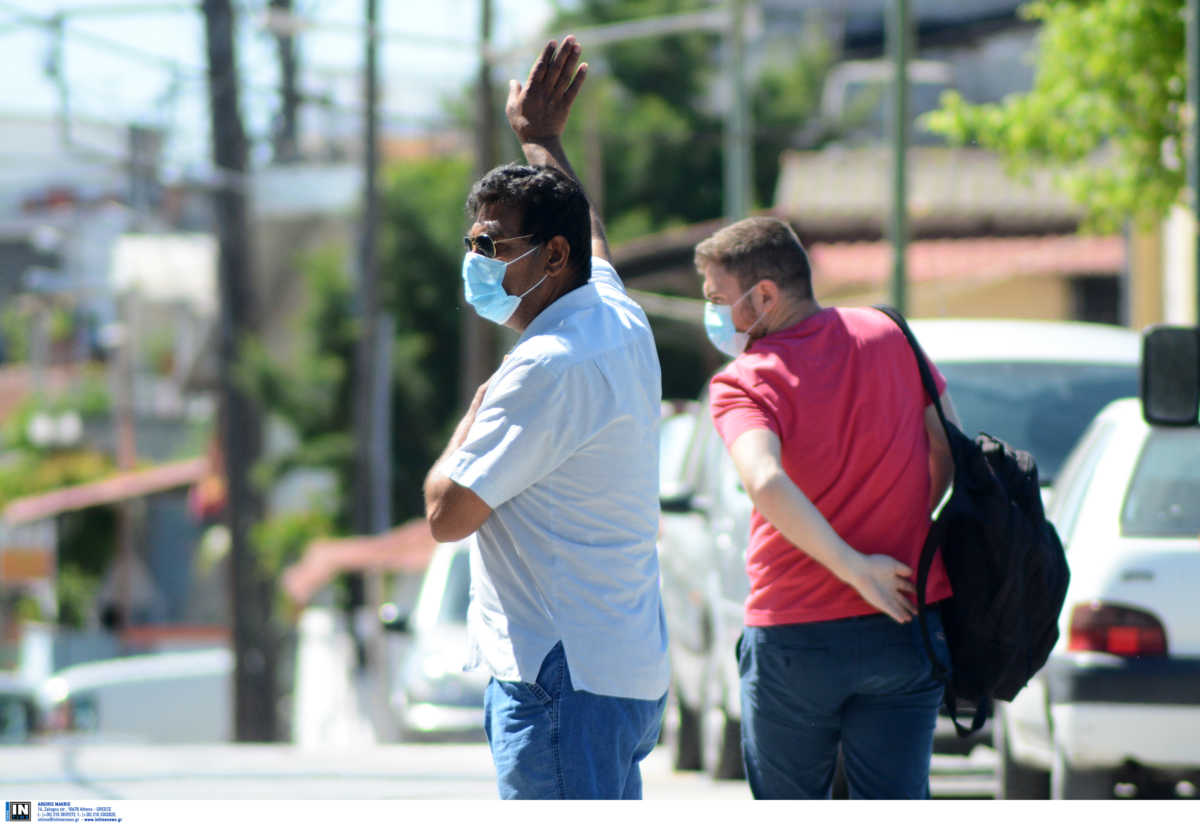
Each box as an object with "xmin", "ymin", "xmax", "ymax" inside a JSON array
[{"xmin": 383, "ymin": 539, "xmax": 487, "ymax": 741}]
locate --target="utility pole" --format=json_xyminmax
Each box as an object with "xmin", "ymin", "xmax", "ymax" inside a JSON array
[
  {"xmin": 888, "ymin": 0, "xmax": 911, "ymax": 314},
  {"xmin": 44, "ymin": 13, "xmax": 72, "ymax": 149},
  {"xmin": 202, "ymin": 0, "xmax": 276, "ymax": 742},
  {"xmin": 351, "ymin": 0, "xmax": 392, "ymax": 689},
  {"xmin": 269, "ymin": 0, "xmax": 300, "ymax": 163},
  {"xmin": 1191, "ymin": 0, "xmax": 1200, "ymax": 323},
  {"xmin": 723, "ymin": 0, "xmax": 752, "ymax": 222},
  {"xmin": 462, "ymin": 0, "xmax": 498, "ymax": 408}
]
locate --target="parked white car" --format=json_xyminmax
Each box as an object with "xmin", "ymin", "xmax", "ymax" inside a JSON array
[
  {"xmin": 996, "ymin": 397, "xmax": 1200, "ymax": 799},
  {"xmin": 382, "ymin": 539, "xmax": 488, "ymax": 740},
  {"xmin": 657, "ymin": 318, "xmax": 1142, "ymax": 779},
  {"xmin": 38, "ymin": 647, "xmax": 232, "ymax": 743}
]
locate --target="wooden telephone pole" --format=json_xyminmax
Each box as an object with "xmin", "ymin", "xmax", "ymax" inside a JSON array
[
  {"xmin": 202, "ymin": 0, "xmax": 277, "ymax": 742},
  {"xmin": 461, "ymin": 0, "xmax": 499, "ymax": 409}
]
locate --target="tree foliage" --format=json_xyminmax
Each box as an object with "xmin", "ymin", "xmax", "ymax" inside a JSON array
[
  {"xmin": 923, "ymin": 0, "xmax": 1186, "ymax": 232},
  {"xmin": 472, "ymin": 0, "xmax": 842, "ymax": 244},
  {"xmin": 239, "ymin": 154, "xmax": 472, "ymax": 557}
]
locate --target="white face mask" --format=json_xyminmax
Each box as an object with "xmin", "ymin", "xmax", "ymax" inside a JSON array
[{"xmin": 704, "ymin": 284, "xmax": 766, "ymax": 357}]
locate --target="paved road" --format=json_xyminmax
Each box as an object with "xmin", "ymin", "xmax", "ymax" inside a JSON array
[
  {"xmin": 0, "ymin": 740, "xmax": 996, "ymax": 800},
  {"xmin": 0, "ymin": 607, "xmax": 996, "ymax": 801}
]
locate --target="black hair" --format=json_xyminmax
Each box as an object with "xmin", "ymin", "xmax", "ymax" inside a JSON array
[{"xmin": 466, "ymin": 163, "xmax": 592, "ymax": 287}]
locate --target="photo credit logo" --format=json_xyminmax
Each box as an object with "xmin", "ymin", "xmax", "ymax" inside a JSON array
[{"xmin": 4, "ymin": 802, "xmax": 31, "ymax": 822}]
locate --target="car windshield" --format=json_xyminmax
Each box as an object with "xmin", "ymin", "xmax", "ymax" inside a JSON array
[
  {"xmin": 938, "ymin": 362, "xmax": 1138, "ymax": 484},
  {"xmin": 1121, "ymin": 429, "xmax": 1200, "ymax": 537},
  {"xmin": 437, "ymin": 549, "xmax": 471, "ymax": 625}
]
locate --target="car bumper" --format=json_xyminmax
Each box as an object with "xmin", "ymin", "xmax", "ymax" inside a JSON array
[{"xmin": 1046, "ymin": 655, "xmax": 1200, "ymax": 769}]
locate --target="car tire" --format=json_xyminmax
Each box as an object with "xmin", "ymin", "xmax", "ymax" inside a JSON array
[
  {"xmin": 673, "ymin": 692, "xmax": 703, "ymax": 772},
  {"xmin": 994, "ymin": 705, "xmax": 1049, "ymax": 799},
  {"xmin": 1051, "ymin": 743, "xmax": 1114, "ymax": 799},
  {"xmin": 702, "ymin": 703, "xmax": 744, "ymax": 780}
]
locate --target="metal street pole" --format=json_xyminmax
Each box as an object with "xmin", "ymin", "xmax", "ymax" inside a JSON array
[
  {"xmin": 462, "ymin": 0, "xmax": 497, "ymax": 409},
  {"xmin": 268, "ymin": 0, "xmax": 300, "ymax": 162},
  {"xmin": 889, "ymin": 0, "xmax": 910, "ymax": 315},
  {"xmin": 350, "ymin": 0, "xmax": 390, "ymax": 681},
  {"xmin": 1190, "ymin": 0, "xmax": 1200, "ymax": 323},
  {"xmin": 353, "ymin": 0, "xmax": 381, "ymax": 540},
  {"xmin": 723, "ymin": 0, "xmax": 752, "ymax": 222}
]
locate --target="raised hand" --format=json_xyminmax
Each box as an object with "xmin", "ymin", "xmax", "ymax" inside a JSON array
[{"xmin": 506, "ymin": 35, "xmax": 587, "ymax": 144}]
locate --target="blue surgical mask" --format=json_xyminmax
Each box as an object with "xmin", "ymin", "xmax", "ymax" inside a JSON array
[
  {"xmin": 704, "ymin": 285, "xmax": 765, "ymax": 358},
  {"xmin": 461, "ymin": 244, "xmax": 544, "ymax": 325}
]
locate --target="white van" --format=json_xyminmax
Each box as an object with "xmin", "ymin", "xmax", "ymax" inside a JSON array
[{"xmin": 40, "ymin": 647, "xmax": 232, "ymax": 743}]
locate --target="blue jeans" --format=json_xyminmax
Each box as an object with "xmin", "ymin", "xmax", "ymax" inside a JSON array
[
  {"xmin": 483, "ymin": 641, "xmax": 667, "ymax": 799},
  {"xmin": 738, "ymin": 608, "xmax": 950, "ymax": 799}
]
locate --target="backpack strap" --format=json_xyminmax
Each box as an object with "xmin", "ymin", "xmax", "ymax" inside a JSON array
[{"xmin": 873, "ymin": 304, "xmax": 989, "ymax": 738}]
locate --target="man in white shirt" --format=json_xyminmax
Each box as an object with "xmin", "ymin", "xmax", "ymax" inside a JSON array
[{"xmin": 422, "ymin": 35, "xmax": 669, "ymax": 799}]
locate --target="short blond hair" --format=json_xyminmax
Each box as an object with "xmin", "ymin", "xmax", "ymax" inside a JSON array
[{"xmin": 694, "ymin": 216, "xmax": 812, "ymax": 298}]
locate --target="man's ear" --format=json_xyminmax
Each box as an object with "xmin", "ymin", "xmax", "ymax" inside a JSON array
[
  {"xmin": 755, "ymin": 278, "xmax": 783, "ymax": 313},
  {"xmin": 544, "ymin": 235, "xmax": 571, "ymax": 278}
]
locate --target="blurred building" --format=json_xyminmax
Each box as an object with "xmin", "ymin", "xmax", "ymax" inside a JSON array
[{"xmin": 615, "ymin": 0, "xmax": 1167, "ymax": 345}]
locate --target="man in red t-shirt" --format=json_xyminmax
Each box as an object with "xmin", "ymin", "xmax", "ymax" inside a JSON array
[{"xmin": 697, "ymin": 216, "xmax": 958, "ymax": 799}]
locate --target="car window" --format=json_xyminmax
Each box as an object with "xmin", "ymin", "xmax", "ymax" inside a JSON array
[
  {"xmin": 437, "ymin": 550, "xmax": 471, "ymax": 625},
  {"xmin": 1121, "ymin": 429, "xmax": 1200, "ymax": 537},
  {"xmin": 937, "ymin": 362, "xmax": 1138, "ymax": 484},
  {"xmin": 1049, "ymin": 420, "xmax": 1116, "ymax": 546}
]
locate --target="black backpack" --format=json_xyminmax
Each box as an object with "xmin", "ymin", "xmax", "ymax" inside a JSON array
[{"xmin": 876, "ymin": 305, "xmax": 1071, "ymax": 736}]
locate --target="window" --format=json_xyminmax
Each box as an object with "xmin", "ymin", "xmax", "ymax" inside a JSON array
[
  {"xmin": 1071, "ymin": 275, "xmax": 1122, "ymax": 326},
  {"xmin": 1121, "ymin": 429, "xmax": 1200, "ymax": 537},
  {"xmin": 937, "ymin": 361, "xmax": 1138, "ymax": 483},
  {"xmin": 1050, "ymin": 420, "xmax": 1115, "ymax": 547}
]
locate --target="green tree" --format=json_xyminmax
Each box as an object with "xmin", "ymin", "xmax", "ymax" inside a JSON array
[
  {"xmin": 924, "ymin": 0, "xmax": 1186, "ymax": 232},
  {"xmin": 448, "ymin": 0, "xmax": 841, "ymax": 245},
  {"xmin": 547, "ymin": 0, "xmax": 724, "ymax": 240},
  {"xmin": 379, "ymin": 155, "xmax": 473, "ymax": 521},
  {"xmin": 239, "ymin": 154, "xmax": 472, "ymax": 578}
]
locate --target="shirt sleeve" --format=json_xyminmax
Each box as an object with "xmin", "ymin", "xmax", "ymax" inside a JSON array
[
  {"xmin": 443, "ymin": 356, "xmax": 582, "ymax": 510},
  {"xmin": 708, "ymin": 366, "xmax": 780, "ymax": 448}
]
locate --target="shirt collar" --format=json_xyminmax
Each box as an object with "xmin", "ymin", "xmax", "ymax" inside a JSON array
[{"xmin": 517, "ymin": 280, "xmax": 602, "ymax": 345}]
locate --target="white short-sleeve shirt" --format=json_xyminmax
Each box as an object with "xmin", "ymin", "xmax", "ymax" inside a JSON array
[{"xmin": 444, "ymin": 257, "xmax": 670, "ymax": 701}]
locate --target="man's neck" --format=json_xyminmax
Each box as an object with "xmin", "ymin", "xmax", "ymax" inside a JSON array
[
  {"xmin": 509, "ymin": 273, "xmax": 587, "ymax": 333},
  {"xmin": 765, "ymin": 298, "xmax": 822, "ymax": 337}
]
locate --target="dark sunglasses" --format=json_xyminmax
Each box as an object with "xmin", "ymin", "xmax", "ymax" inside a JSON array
[{"xmin": 463, "ymin": 233, "xmax": 534, "ymax": 259}]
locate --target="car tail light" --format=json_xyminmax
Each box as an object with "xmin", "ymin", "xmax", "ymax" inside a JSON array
[{"xmin": 1068, "ymin": 602, "xmax": 1168, "ymax": 657}]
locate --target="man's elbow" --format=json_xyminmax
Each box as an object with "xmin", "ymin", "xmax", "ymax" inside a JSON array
[
  {"xmin": 424, "ymin": 496, "xmax": 472, "ymax": 543},
  {"xmin": 424, "ymin": 476, "xmax": 489, "ymax": 543},
  {"xmin": 428, "ymin": 515, "xmax": 472, "ymax": 544},
  {"xmin": 743, "ymin": 467, "xmax": 785, "ymax": 509}
]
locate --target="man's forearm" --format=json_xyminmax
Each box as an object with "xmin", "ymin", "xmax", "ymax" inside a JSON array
[
  {"xmin": 520, "ymin": 137, "xmax": 610, "ymax": 260},
  {"xmin": 752, "ymin": 471, "xmax": 863, "ymax": 584}
]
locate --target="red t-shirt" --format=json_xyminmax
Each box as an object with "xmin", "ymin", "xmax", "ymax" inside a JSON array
[{"xmin": 709, "ymin": 306, "xmax": 953, "ymax": 626}]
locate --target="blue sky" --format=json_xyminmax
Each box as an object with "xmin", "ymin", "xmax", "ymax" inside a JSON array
[{"xmin": 0, "ymin": 0, "xmax": 555, "ymax": 174}]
